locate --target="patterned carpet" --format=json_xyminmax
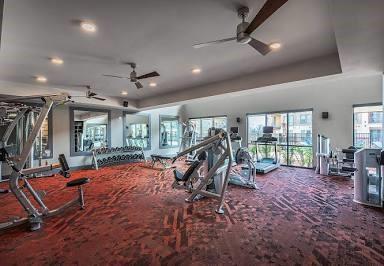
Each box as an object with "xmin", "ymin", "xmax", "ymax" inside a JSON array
[{"xmin": 0, "ymin": 162, "xmax": 383, "ymax": 265}]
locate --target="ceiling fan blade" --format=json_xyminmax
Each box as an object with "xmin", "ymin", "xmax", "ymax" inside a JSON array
[
  {"xmin": 248, "ymin": 38, "xmax": 272, "ymax": 55},
  {"xmin": 135, "ymin": 81, "xmax": 143, "ymax": 89},
  {"xmin": 88, "ymin": 92, "xmax": 97, "ymax": 97},
  {"xmin": 137, "ymin": 71, "xmax": 160, "ymax": 80},
  {"xmin": 92, "ymin": 96, "xmax": 106, "ymax": 101},
  {"xmin": 103, "ymin": 74, "xmax": 129, "ymax": 79},
  {"xmin": 245, "ymin": 0, "xmax": 288, "ymax": 35},
  {"xmin": 193, "ymin": 37, "xmax": 237, "ymax": 48}
]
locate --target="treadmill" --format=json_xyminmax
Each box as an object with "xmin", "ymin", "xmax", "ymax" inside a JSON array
[{"xmin": 252, "ymin": 126, "xmax": 280, "ymax": 174}]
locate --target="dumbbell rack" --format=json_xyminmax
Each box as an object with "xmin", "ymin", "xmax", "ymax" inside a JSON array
[{"xmin": 92, "ymin": 146, "xmax": 145, "ymax": 170}]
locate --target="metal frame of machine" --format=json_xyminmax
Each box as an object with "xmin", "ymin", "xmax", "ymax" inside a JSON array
[
  {"xmin": 172, "ymin": 129, "xmax": 233, "ymax": 214},
  {"xmin": 0, "ymin": 94, "xmax": 90, "ymax": 231}
]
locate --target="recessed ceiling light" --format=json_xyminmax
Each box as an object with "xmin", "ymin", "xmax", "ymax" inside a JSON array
[
  {"xmin": 51, "ymin": 57, "xmax": 63, "ymax": 65},
  {"xmin": 192, "ymin": 68, "xmax": 201, "ymax": 74},
  {"xmin": 149, "ymin": 82, "xmax": 157, "ymax": 87},
  {"xmin": 80, "ymin": 21, "xmax": 97, "ymax": 33},
  {"xmin": 35, "ymin": 76, "xmax": 47, "ymax": 83},
  {"xmin": 269, "ymin": 42, "xmax": 281, "ymax": 50},
  {"xmin": 121, "ymin": 91, "xmax": 128, "ymax": 95}
]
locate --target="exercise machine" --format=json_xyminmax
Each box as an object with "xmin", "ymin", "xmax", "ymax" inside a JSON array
[
  {"xmin": 251, "ymin": 126, "xmax": 280, "ymax": 174},
  {"xmin": 229, "ymin": 127, "xmax": 257, "ymax": 189},
  {"xmin": 315, "ymin": 134, "xmax": 356, "ymax": 176},
  {"xmin": 172, "ymin": 128, "xmax": 233, "ymax": 214},
  {"xmin": 179, "ymin": 121, "xmax": 197, "ymax": 154},
  {"xmin": 354, "ymin": 148, "xmax": 384, "ymax": 207},
  {"xmin": 0, "ymin": 94, "xmax": 90, "ymax": 231}
]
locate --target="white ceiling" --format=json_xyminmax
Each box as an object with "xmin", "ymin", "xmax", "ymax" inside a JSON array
[{"xmin": 0, "ymin": 0, "xmax": 337, "ymax": 101}]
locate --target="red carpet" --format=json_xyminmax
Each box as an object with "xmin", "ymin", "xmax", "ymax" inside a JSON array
[{"xmin": 0, "ymin": 163, "xmax": 383, "ymax": 265}]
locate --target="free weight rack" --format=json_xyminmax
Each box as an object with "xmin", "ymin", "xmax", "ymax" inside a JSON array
[{"xmin": 92, "ymin": 146, "xmax": 145, "ymax": 170}]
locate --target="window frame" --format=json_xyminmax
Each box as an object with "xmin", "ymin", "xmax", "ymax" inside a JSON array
[
  {"xmin": 69, "ymin": 107, "xmax": 111, "ymax": 157},
  {"xmin": 122, "ymin": 112, "xmax": 151, "ymax": 150},
  {"xmin": 188, "ymin": 115, "xmax": 228, "ymax": 139},
  {"xmin": 159, "ymin": 115, "xmax": 180, "ymax": 149},
  {"xmin": 352, "ymin": 102, "xmax": 383, "ymax": 149},
  {"xmin": 246, "ymin": 108, "xmax": 313, "ymax": 168}
]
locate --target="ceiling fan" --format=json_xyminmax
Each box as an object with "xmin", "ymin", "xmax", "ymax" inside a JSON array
[
  {"xmin": 193, "ymin": 0, "xmax": 288, "ymax": 55},
  {"xmin": 103, "ymin": 62, "xmax": 160, "ymax": 89},
  {"xmin": 69, "ymin": 85, "xmax": 106, "ymax": 101}
]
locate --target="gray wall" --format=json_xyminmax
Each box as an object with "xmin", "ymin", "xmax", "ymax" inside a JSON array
[{"xmin": 49, "ymin": 104, "xmax": 184, "ymax": 168}]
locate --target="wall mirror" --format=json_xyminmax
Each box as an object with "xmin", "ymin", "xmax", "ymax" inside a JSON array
[
  {"xmin": 123, "ymin": 113, "xmax": 151, "ymax": 150},
  {"xmin": 159, "ymin": 115, "xmax": 180, "ymax": 149},
  {"xmin": 70, "ymin": 107, "xmax": 111, "ymax": 156}
]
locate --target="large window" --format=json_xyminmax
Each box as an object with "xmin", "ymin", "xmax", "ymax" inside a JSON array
[
  {"xmin": 124, "ymin": 113, "xmax": 150, "ymax": 150},
  {"xmin": 189, "ymin": 116, "xmax": 227, "ymax": 139},
  {"xmin": 247, "ymin": 110, "xmax": 313, "ymax": 167},
  {"xmin": 70, "ymin": 107, "xmax": 111, "ymax": 156},
  {"xmin": 353, "ymin": 104, "xmax": 383, "ymax": 148},
  {"xmin": 160, "ymin": 115, "xmax": 180, "ymax": 148}
]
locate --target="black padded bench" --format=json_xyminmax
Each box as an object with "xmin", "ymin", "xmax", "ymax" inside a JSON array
[{"xmin": 150, "ymin": 154, "xmax": 176, "ymax": 169}]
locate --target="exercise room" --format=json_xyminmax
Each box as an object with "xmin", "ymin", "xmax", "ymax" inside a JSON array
[{"xmin": 0, "ymin": 0, "xmax": 383, "ymax": 265}]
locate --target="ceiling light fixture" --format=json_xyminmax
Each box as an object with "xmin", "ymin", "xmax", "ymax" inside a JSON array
[
  {"xmin": 121, "ymin": 91, "xmax": 128, "ymax": 95},
  {"xmin": 80, "ymin": 21, "xmax": 97, "ymax": 33},
  {"xmin": 269, "ymin": 42, "xmax": 281, "ymax": 50},
  {"xmin": 149, "ymin": 82, "xmax": 157, "ymax": 87},
  {"xmin": 51, "ymin": 57, "xmax": 63, "ymax": 65},
  {"xmin": 192, "ymin": 68, "xmax": 201, "ymax": 74},
  {"xmin": 35, "ymin": 76, "xmax": 47, "ymax": 83}
]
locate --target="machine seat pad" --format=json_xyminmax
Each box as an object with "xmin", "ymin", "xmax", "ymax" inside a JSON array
[
  {"xmin": 173, "ymin": 160, "xmax": 200, "ymax": 182},
  {"xmin": 66, "ymin": 177, "xmax": 90, "ymax": 187}
]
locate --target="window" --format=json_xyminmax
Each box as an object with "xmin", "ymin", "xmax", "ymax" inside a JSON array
[
  {"xmin": 70, "ymin": 107, "xmax": 111, "ymax": 156},
  {"xmin": 247, "ymin": 110, "xmax": 313, "ymax": 167},
  {"xmin": 124, "ymin": 113, "xmax": 150, "ymax": 150},
  {"xmin": 353, "ymin": 104, "xmax": 383, "ymax": 148},
  {"xmin": 160, "ymin": 115, "xmax": 180, "ymax": 148},
  {"xmin": 189, "ymin": 116, "xmax": 227, "ymax": 139}
]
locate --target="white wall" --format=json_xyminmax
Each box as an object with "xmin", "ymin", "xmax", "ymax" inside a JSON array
[{"xmin": 182, "ymin": 74, "xmax": 382, "ymax": 164}]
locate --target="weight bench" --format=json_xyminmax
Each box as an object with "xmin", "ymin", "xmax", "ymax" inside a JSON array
[{"xmin": 150, "ymin": 154, "xmax": 177, "ymax": 169}]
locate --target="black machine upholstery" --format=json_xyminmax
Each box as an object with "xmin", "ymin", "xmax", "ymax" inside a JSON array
[
  {"xmin": 173, "ymin": 152, "xmax": 207, "ymax": 182},
  {"xmin": 66, "ymin": 177, "xmax": 90, "ymax": 187},
  {"xmin": 58, "ymin": 154, "xmax": 71, "ymax": 178}
]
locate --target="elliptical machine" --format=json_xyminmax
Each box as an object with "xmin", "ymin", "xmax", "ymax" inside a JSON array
[{"xmin": 229, "ymin": 127, "xmax": 257, "ymax": 189}]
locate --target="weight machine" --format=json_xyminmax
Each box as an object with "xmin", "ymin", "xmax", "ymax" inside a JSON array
[
  {"xmin": 172, "ymin": 128, "xmax": 233, "ymax": 214},
  {"xmin": 179, "ymin": 121, "xmax": 197, "ymax": 155},
  {"xmin": 315, "ymin": 134, "xmax": 356, "ymax": 176},
  {"xmin": 0, "ymin": 94, "xmax": 90, "ymax": 231}
]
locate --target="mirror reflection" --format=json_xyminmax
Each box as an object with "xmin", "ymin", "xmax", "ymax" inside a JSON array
[
  {"xmin": 73, "ymin": 110, "xmax": 109, "ymax": 153},
  {"xmin": 124, "ymin": 113, "xmax": 150, "ymax": 150}
]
